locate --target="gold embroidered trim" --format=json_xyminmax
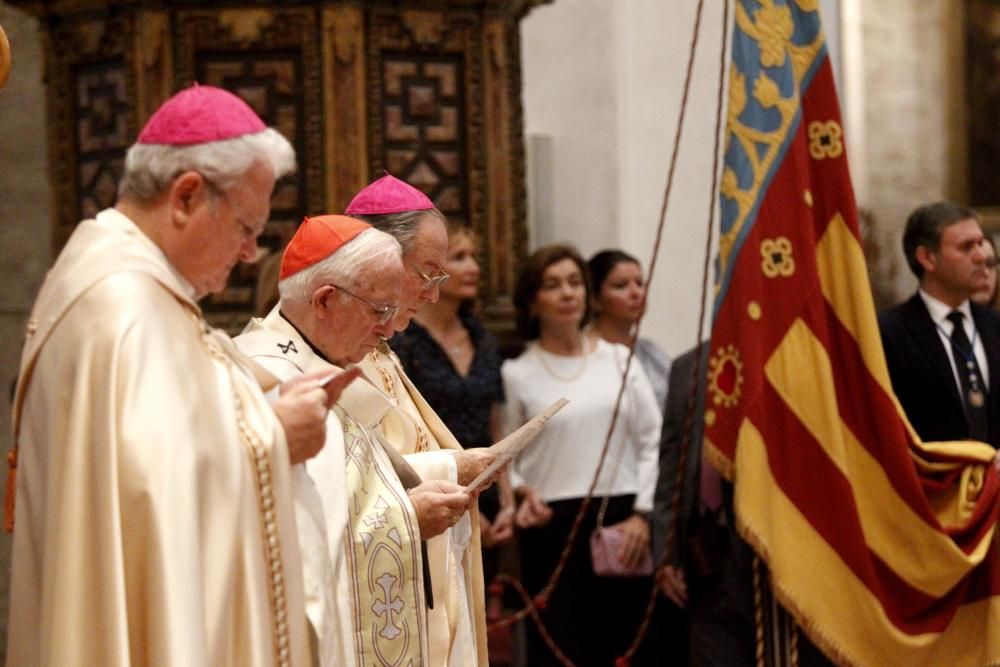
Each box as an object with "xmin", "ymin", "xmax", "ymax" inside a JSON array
[
  {"xmin": 338, "ymin": 408, "xmax": 428, "ymax": 664},
  {"xmin": 377, "ymin": 365, "xmax": 398, "ymax": 403},
  {"xmin": 201, "ymin": 320, "xmax": 291, "ymax": 667},
  {"xmin": 415, "ymin": 425, "xmax": 429, "ymax": 453}
]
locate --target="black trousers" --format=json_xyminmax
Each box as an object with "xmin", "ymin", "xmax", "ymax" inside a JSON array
[
  {"xmin": 684, "ymin": 512, "xmax": 834, "ymax": 667},
  {"xmin": 518, "ymin": 495, "xmax": 669, "ymax": 666},
  {"xmin": 686, "ymin": 515, "xmax": 756, "ymax": 667}
]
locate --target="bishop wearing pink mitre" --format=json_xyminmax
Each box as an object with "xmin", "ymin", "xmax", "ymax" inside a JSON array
[
  {"xmin": 7, "ymin": 85, "xmax": 313, "ymax": 666},
  {"xmin": 347, "ymin": 175, "xmax": 491, "ymax": 667}
]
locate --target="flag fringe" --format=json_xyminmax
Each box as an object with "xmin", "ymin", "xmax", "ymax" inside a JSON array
[{"xmin": 736, "ymin": 509, "xmax": 861, "ymax": 667}]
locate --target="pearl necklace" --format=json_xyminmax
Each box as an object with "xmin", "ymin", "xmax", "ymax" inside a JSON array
[{"xmin": 533, "ymin": 339, "xmax": 589, "ymax": 382}]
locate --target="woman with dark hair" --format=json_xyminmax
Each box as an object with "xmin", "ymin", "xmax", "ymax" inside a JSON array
[
  {"xmin": 588, "ymin": 249, "xmax": 672, "ymax": 410},
  {"xmin": 393, "ymin": 221, "xmax": 515, "ymax": 572},
  {"xmin": 502, "ymin": 244, "xmax": 663, "ymax": 666}
]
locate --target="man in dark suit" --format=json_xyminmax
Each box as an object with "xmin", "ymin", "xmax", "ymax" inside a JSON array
[
  {"xmin": 652, "ymin": 343, "xmax": 755, "ymax": 666},
  {"xmin": 878, "ymin": 201, "xmax": 1000, "ymax": 449},
  {"xmin": 653, "ymin": 346, "xmax": 841, "ymax": 667}
]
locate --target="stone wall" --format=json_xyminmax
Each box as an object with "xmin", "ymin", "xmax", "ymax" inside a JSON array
[
  {"xmin": 521, "ymin": 0, "xmax": 848, "ymax": 356},
  {"xmin": 853, "ymin": 0, "xmax": 965, "ymax": 302},
  {"xmin": 521, "ymin": 0, "xmax": 731, "ymax": 356},
  {"xmin": 0, "ymin": 1, "xmax": 50, "ymax": 656}
]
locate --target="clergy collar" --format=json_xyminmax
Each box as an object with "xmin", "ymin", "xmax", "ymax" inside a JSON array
[{"xmin": 277, "ymin": 308, "xmax": 336, "ymax": 365}]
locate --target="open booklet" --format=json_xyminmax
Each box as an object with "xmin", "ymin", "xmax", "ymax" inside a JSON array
[
  {"xmin": 464, "ymin": 397, "xmax": 569, "ymax": 494},
  {"xmin": 317, "ymin": 363, "xmax": 359, "ymax": 387}
]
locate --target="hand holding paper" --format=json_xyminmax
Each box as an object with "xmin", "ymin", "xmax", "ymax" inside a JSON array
[{"xmin": 464, "ymin": 397, "xmax": 569, "ymax": 494}]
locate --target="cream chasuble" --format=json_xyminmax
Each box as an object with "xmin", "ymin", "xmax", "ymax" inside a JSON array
[
  {"xmin": 360, "ymin": 345, "xmax": 489, "ymax": 667},
  {"xmin": 8, "ymin": 209, "xmax": 309, "ymax": 667},
  {"xmin": 236, "ymin": 310, "xmax": 348, "ymax": 667},
  {"xmin": 238, "ymin": 308, "xmax": 429, "ymax": 667}
]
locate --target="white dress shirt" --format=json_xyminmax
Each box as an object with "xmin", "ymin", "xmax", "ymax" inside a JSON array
[{"xmin": 918, "ymin": 289, "xmax": 989, "ymax": 394}]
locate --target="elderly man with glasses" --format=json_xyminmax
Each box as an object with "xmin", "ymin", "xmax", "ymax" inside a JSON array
[
  {"xmin": 343, "ymin": 174, "xmax": 499, "ymax": 667},
  {"xmin": 7, "ymin": 85, "xmax": 351, "ymax": 666},
  {"xmin": 235, "ymin": 214, "xmax": 475, "ymax": 666}
]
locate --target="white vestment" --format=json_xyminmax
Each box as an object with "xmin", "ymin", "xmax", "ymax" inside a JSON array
[
  {"xmin": 237, "ymin": 308, "xmax": 430, "ymax": 667},
  {"xmin": 8, "ymin": 209, "xmax": 309, "ymax": 666},
  {"xmin": 361, "ymin": 345, "xmax": 489, "ymax": 667}
]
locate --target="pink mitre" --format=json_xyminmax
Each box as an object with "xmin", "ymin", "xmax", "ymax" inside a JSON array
[
  {"xmin": 280, "ymin": 215, "xmax": 371, "ymax": 280},
  {"xmin": 345, "ymin": 172, "xmax": 434, "ymax": 215},
  {"xmin": 137, "ymin": 84, "xmax": 266, "ymax": 145}
]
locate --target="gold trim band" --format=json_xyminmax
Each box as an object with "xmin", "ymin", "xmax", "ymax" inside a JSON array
[{"xmin": 201, "ymin": 320, "xmax": 291, "ymax": 667}]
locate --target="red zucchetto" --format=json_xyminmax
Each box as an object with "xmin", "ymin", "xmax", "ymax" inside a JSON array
[
  {"xmin": 137, "ymin": 84, "xmax": 267, "ymax": 146},
  {"xmin": 344, "ymin": 173, "xmax": 434, "ymax": 215},
  {"xmin": 280, "ymin": 215, "xmax": 371, "ymax": 280}
]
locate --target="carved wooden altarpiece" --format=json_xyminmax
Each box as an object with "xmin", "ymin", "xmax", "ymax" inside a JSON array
[{"xmin": 11, "ymin": 0, "xmax": 550, "ymax": 334}]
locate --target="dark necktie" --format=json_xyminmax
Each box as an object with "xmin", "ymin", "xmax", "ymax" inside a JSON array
[
  {"xmin": 699, "ymin": 453, "xmax": 722, "ymax": 512},
  {"xmin": 946, "ymin": 310, "xmax": 990, "ymax": 441}
]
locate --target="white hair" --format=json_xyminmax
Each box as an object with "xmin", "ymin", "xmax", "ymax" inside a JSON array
[
  {"xmin": 118, "ymin": 127, "xmax": 296, "ymax": 201},
  {"xmin": 278, "ymin": 227, "xmax": 403, "ymax": 306}
]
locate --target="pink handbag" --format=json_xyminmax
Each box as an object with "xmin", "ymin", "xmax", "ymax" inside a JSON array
[
  {"xmin": 589, "ymin": 350, "xmax": 654, "ymax": 577},
  {"xmin": 589, "ymin": 525, "xmax": 654, "ymax": 577}
]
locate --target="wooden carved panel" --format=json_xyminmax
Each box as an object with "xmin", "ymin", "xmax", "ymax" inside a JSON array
[
  {"xmin": 75, "ymin": 61, "xmax": 130, "ymax": 222},
  {"xmin": 45, "ymin": 15, "xmax": 136, "ymax": 251},
  {"xmin": 134, "ymin": 11, "xmax": 174, "ymax": 123},
  {"xmin": 15, "ymin": 0, "xmax": 535, "ymax": 339},
  {"xmin": 366, "ymin": 8, "xmax": 526, "ymax": 335},
  {"xmin": 382, "ymin": 53, "xmax": 468, "ymax": 222},
  {"xmin": 175, "ymin": 7, "xmax": 323, "ymax": 331},
  {"xmin": 367, "ymin": 10, "xmax": 483, "ymax": 222},
  {"xmin": 323, "ymin": 5, "xmax": 368, "ymax": 213},
  {"xmin": 480, "ymin": 16, "xmax": 525, "ymax": 329},
  {"xmin": 968, "ymin": 0, "xmax": 1000, "ymax": 208},
  {"xmin": 367, "ymin": 9, "xmax": 497, "ymax": 292}
]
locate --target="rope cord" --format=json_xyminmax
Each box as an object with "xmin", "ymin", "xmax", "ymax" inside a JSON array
[
  {"xmin": 486, "ymin": 3, "xmax": 731, "ymax": 665},
  {"xmin": 619, "ymin": 0, "xmax": 729, "ymax": 660}
]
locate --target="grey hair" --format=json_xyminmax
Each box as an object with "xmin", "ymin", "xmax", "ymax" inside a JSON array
[
  {"xmin": 902, "ymin": 201, "xmax": 980, "ymax": 278},
  {"xmin": 117, "ymin": 127, "xmax": 296, "ymax": 201},
  {"xmin": 278, "ymin": 227, "xmax": 403, "ymax": 306},
  {"xmin": 354, "ymin": 208, "xmax": 447, "ymax": 254}
]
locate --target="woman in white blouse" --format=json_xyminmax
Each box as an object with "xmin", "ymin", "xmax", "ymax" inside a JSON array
[{"xmin": 502, "ymin": 245, "xmax": 663, "ymax": 666}]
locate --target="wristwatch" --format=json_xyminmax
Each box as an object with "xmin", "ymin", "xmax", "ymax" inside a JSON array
[{"xmin": 633, "ymin": 509, "xmax": 652, "ymax": 522}]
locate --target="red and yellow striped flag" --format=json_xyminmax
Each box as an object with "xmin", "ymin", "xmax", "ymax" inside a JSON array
[{"xmin": 706, "ymin": 2, "xmax": 1000, "ymax": 664}]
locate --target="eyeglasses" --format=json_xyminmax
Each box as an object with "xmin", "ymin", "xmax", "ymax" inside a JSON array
[
  {"xmin": 332, "ymin": 285, "xmax": 399, "ymax": 325},
  {"xmin": 410, "ymin": 263, "xmax": 450, "ymax": 291}
]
